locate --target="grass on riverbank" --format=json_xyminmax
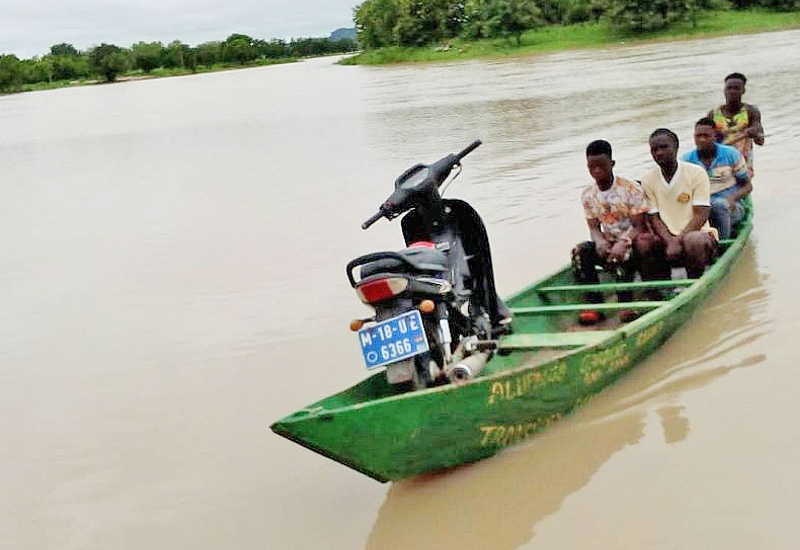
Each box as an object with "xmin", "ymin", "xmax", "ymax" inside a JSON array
[
  {"xmin": 340, "ymin": 9, "xmax": 800, "ymax": 65},
  {"xmin": 16, "ymin": 57, "xmax": 298, "ymax": 94}
]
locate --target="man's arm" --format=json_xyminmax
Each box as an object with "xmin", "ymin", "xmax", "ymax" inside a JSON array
[
  {"xmin": 747, "ymin": 104, "xmax": 765, "ymax": 146},
  {"xmin": 628, "ymin": 213, "xmax": 646, "ymax": 240},
  {"xmin": 727, "ymin": 165, "xmax": 753, "ymax": 205},
  {"xmin": 648, "ymin": 213, "xmax": 674, "ymax": 242},
  {"xmin": 725, "ymin": 149, "xmax": 753, "ymax": 206},
  {"xmin": 680, "ymin": 206, "xmax": 711, "ymax": 235},
  {"xmin": 608, "ymin": 213, "xmax": 645, "ymax": 263},
  {"xmin": 586, "ymin": 219, "xmax": 611, "ymax": 257}
]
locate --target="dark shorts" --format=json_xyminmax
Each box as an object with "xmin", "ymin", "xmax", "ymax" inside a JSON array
[{"xmin": 639, "ymin": 229, "xmax": 717, "ymax": 267}]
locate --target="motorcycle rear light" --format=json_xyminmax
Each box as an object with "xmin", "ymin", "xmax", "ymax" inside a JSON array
[{"xmin": 356, "ymin": 277, "xmax": 408, "ymax": 304}]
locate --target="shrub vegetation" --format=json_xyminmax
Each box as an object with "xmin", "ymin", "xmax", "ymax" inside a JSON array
[
  {"xmin": 353, "ymin": 0, "xmax": 799, "ymax": 48},
  {"xmin": 0, "ymin": 34, "xmax": 358, "ymax": 93}
]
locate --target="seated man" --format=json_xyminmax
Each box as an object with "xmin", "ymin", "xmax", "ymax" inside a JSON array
[
  {"xmin": 572, "ymin": 140, "xmax": 649, "ymax": 324},
  {"xmin": 638, "ymin": 128, "xmax": 716, "ymax": 281},
  {"xmin": 682, "ymin": 117, "xmax": 751, "ymax": 239}
]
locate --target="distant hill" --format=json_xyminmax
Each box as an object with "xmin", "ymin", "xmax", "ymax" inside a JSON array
[{"xmin": 330, "ymin": 28, "xmax": 357, "ymax": 41}]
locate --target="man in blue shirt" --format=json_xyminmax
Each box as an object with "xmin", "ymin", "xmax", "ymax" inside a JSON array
[{"xmin": 682, "ymin": 117, "xmax": 752, "ymax": 239}]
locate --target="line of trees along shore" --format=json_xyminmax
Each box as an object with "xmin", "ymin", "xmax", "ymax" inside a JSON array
[
  {"xmin": 354, "ymin": 0, "xmax": 799, "ymax": 48},
  {"xmin": 0, "ymin": 34, "xmax": 357, "ymax": 93}
]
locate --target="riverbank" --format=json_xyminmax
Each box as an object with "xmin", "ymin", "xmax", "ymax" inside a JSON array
[
  {"xmin": 340, "ymin": 8, "xmax": 800, "ymax": 65},
  {"xmin": 13, "ymin": 58, "xmax": 298, "ymax": 94}
]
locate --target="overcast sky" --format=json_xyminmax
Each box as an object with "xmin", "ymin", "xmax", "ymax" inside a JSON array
[{"xmin": 0, "ymin": 0, "xmax": 358, "ymax": 59}]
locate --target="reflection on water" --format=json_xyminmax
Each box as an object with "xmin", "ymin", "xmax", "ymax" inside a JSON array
[
  {"xmin": 656, "ymin": 405, "xmax": 689, "ymax": 444},
  {"xmin": 367, "ymin": 413, "xmax": 646, "ymax": 550},
  {"xmin": 366, "ymin": 244, "xmax": 769, "ymax": 550}
]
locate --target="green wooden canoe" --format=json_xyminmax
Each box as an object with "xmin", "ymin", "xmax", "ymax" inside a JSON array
[{"xmin": 271, "ymin": 204, "xmax": 753, "ymax": 482}]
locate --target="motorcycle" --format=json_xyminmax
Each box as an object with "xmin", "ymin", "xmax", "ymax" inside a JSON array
[{"xmin": 346, "ymin": 140, "xmax": 511, "ymax": 391}]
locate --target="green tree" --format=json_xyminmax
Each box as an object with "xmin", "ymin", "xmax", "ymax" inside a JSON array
[
  {"xmin": 330, "ymin": 38, "xmax": 359, "ymax": 53},
  {"xmin": 286, "ymin": 37, "xmax": 357, "ymax": 56},
  {"xmin": 758, "ymin": 0, "xmax": 800, "ymax": 9},
  {"xmin": 131, "ymin": 41, "xmax": 164, "ymax": 72},
  {"xmin": 0, "ymin": 54, "xmax": 23, "ymax": 92},
  {"xmin": 395, "ymin": 0, "xmax": 466, "ymax": 47},
  {"xmin": 355, "ymin": 0, "xmax": 403, "ymax": 48},
  {"xmin": 465, "ymin": 0, "xmax": 543, "ymax": 43},
  {"xmin": 562, "ymin": 0, "xmax": 609, "ymax": 24},
  {"xmin": 164, "ymin": 40, "xmax": 192, "ymax": 68},
  {"xmin": 256, "ymin": 39, "xmax": 290, "ymax": 58},
  {"xmin": 538, "ymin": 0, "xmax": 569, "ymax": 23},
  {"xmin": 606, "ymin": 0, "xmax": 696, "ymax": 33},
  {"xmin": 50, "ymin": 43, "xmax": 79, "ymax": 57},
  {"xmin": 19, "ymin": 57, "xmax": 53, "ymax": 84},
  {"xmin": 195, "ymin": 42, "xmax": 222, "ymax": 66},
  {"xmin": 50, "ymin": 53, "xmax": 91, "ymax": 81},
  {"xmin": 222, "ymin": 34, "xmax": 258, "ymax": 63},
  {"xmin": 89, "ymin": 44, "xmax": 130, "ymax": 82}
]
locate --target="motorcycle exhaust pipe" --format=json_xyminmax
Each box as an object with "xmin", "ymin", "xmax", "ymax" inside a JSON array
[{"xmin": 446, "ymin": 350, "xmax": 491, "ymax": 382}]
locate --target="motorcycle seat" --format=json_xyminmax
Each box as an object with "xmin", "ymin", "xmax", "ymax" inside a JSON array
[{"xmin": 360, "ymin": 246, "xmax": 449, "ymax": 279}]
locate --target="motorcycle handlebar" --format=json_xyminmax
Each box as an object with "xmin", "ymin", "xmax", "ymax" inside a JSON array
[
  {"xmin": 361, "ymin": 209, "xmax": 385, "ymax": 230},
  {"xmin": 454, "ymin": 139, "xmax": 482, "ymax": 163},
  {"xmin": 362, "ymin": 140, "xmax": 481, "ymax": 229}
]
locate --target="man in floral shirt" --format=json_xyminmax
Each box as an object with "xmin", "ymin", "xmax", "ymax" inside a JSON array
[{"xmin": 573, "ymin": 140, "xmax": 650, "ymax": 324}]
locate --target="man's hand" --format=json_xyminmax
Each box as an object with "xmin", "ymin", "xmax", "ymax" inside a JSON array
[
  {"xmin": 596, "ymin": 237, "xmax": 612, "ymax": 258},
  {"xmin": 608, "ymin": 240, "xmax": 630, "ymax": 263},
  {"xmin": 724, "ymin": 196, "xmax": 735, "ymax": 211}
]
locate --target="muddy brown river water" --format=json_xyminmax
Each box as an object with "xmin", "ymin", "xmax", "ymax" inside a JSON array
[{"xmin": 1, "ymin": 29, "xmax": 799, "ymax": 550}]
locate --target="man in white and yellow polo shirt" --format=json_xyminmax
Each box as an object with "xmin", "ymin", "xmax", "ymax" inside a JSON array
[{"xmin": 638, "ymin": 128, "xmax": 717, "ymax": 280}]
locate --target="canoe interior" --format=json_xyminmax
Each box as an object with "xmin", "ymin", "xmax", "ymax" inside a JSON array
[{"xmin": 282, "ymin": 237, "xmax": 740, "ymax": 414}]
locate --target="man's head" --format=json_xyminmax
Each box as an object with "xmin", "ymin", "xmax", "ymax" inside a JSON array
[
  {"xmin": 693, "ymin": 117, "xmax": 716, "ymax": 153},
  {"xmin": 586, "ymin": 139, "xmax": 615, "ymax": 187},
  {"xmin": 649, "ymin": 128, "xmax": 679, "ymax": 169},
  {"xmin": 724, "ymin": 72, "xmax": 747, "ymax": 106}
]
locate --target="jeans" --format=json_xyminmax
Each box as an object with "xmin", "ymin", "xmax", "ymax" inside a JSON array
[{"xmin": 710, "ymin": 188, "xmax": 746, "ymax": 239}]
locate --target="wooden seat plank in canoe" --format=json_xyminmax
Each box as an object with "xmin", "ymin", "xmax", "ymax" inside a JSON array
[
  {"xmin": 511, "ymin": 300, "xmax": 663, "ymax": 315},
  {"xmin": 537, "ymin": 279, "xmax": 696, "ymax": 293},
  {"xmin": 499, "ymin": 331, "xmax": 616, "ymax": 350}
]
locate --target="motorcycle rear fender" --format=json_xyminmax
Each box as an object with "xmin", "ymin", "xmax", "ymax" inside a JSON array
[{"xmin": 386, "ymin": 359, "xmax": 415, "ymax": 384}]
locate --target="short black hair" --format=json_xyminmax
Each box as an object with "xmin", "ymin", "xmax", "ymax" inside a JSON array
[
  {"xmin": 650, "ymin": 128, "xmax": 679, "ymax": 148},
  {"xmin": 586, "ymin": 139, "xmax": 612, "ymax": 158},
  {"xmin": 695, "ymin": 117, "xmax": 716, "ymax": 128},
  {"xmin": 725, "ymin": 72, "xmax": 747, "ymax": 84}
]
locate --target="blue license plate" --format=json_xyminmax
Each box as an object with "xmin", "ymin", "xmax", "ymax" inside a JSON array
[{"xmin": 358, "ymin": 310, "xmax": 430, "ymax": 369}]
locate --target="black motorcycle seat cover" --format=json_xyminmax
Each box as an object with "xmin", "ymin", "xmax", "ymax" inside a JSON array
[{"xmin": 360, "ymin": 246, "xmax": 448, "ymax": 278}]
